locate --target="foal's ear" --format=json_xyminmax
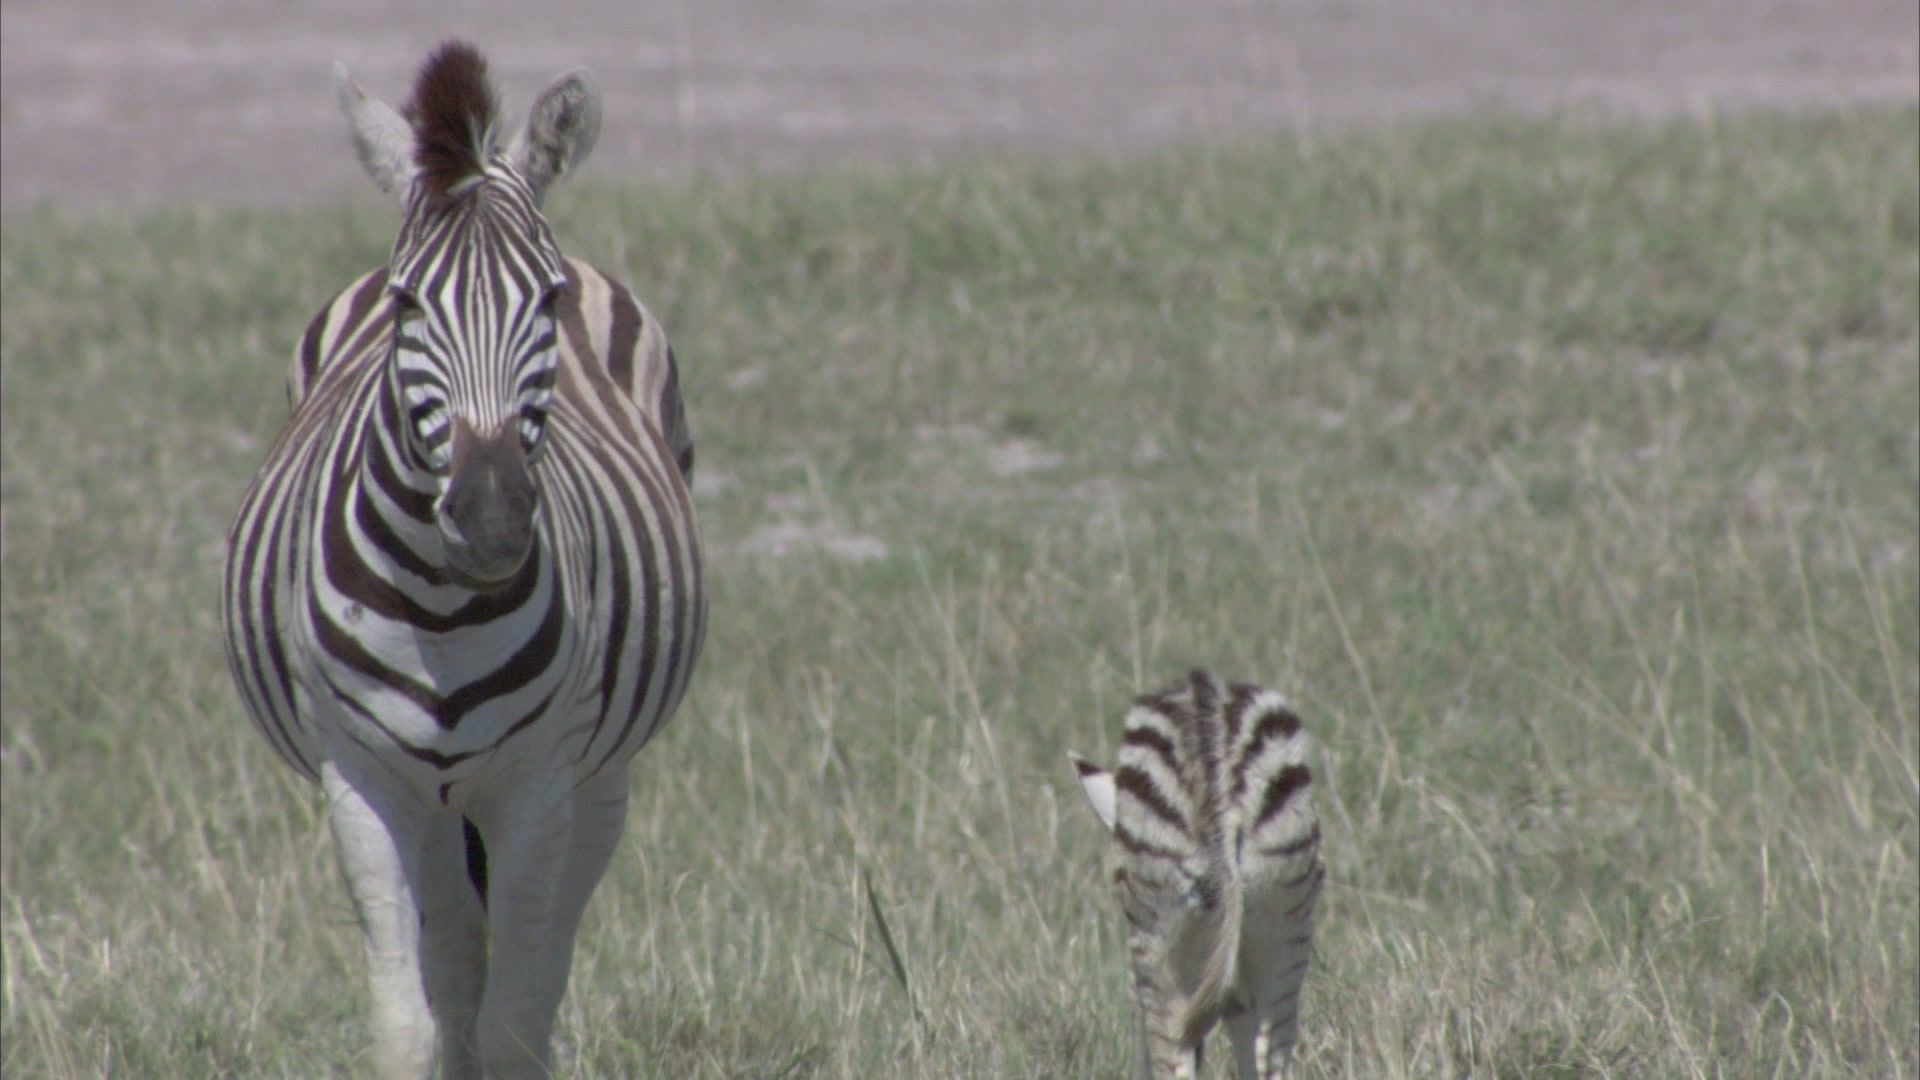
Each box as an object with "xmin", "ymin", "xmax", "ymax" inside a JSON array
[
  {"xmin": 509, "ymin": 68, "xmax": 602, "ymax": 201},
  {"xmin": 1069, "ymin": 754, "xmax": 1119, "ymax": 832},
  {"xmin": 334, "ymin": 61, "xmax": 416, "ymax": 198}
]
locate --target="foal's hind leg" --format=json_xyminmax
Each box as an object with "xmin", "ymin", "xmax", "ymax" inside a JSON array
[{"xmin": 1226, "ymin": 1001, "xmax": 1303, "ymax": 1079}]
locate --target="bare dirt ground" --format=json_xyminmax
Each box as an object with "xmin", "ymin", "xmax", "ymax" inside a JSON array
[{"xmin": 2, "ymin": 0, "xmax": 1915, "ymax": 211}]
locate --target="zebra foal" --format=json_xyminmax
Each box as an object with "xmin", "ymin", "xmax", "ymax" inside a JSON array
[
  {"xmin": 223, "ymin": 41, "xmax": 703, "ymax": 1079},
  {"xmin": 1070, "ymin": 670, "xmax": 1325, "ymax": 1079}
]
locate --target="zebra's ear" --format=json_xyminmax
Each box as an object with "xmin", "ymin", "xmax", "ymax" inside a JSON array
[
  {"xmin": 334, "ymin": 61, "xmax": 416, "ymax": 198},
  {"xmin": 509, "ymin": 68, "xmax": 602, "ymax": 201},
  {"xmin": 1069, "ymin": 754, "xmax": 1118, "ymax": 832}
]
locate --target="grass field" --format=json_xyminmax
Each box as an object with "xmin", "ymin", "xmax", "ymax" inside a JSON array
[{"xmin": 3, "ymin": 106, "xmax": 1916, "ymax": 1078}]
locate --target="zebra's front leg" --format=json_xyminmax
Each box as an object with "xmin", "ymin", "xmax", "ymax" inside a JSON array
[
  {"xmin": 472, "ymin": 771, "xmax": 631, "ymax": 1078},
  {"xmin": 417, "ymin": 813, "xmax": 487, "ymax": 1078},
  {"xmin": 322, "ymin": 762, "xmax": 436, "ymax": 1080}
]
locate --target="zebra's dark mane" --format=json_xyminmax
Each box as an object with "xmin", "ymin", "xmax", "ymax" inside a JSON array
[{"xmin": 406, "ymin": 40, "xmax": 499, "ymax": 204}]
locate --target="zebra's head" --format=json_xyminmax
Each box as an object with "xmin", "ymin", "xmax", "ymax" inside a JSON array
[{"xmin": 334, "ymin": 41, "xmax": 602, "ymax": 588}]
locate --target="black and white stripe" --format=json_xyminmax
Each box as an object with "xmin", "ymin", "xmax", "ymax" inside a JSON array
[
  {"xmin": 231, "ymin": 252, "xmax": 701, "ymax": 786},
  {"xmin": 221, "ymin": 42, "xmax": 701, "ymax": 1079},
  {"xmin": 1072, "ymin": 669, "xmax": 1325, "ymax": 1079}
]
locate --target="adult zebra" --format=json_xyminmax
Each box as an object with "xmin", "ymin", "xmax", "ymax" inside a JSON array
[{"xmin": 222, "ymin": 42, "xmax": 704, "ymax": 1079}]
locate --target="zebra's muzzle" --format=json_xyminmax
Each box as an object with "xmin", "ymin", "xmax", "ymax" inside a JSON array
[{"xmin": 437, "ymin": 419, "xmax": 538, "ymax": 588}]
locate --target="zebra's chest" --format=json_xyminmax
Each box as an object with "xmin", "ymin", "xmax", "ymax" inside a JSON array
[{"xmin": 293, "ymin": 540, "xmax": 609, "ymax": 778}]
